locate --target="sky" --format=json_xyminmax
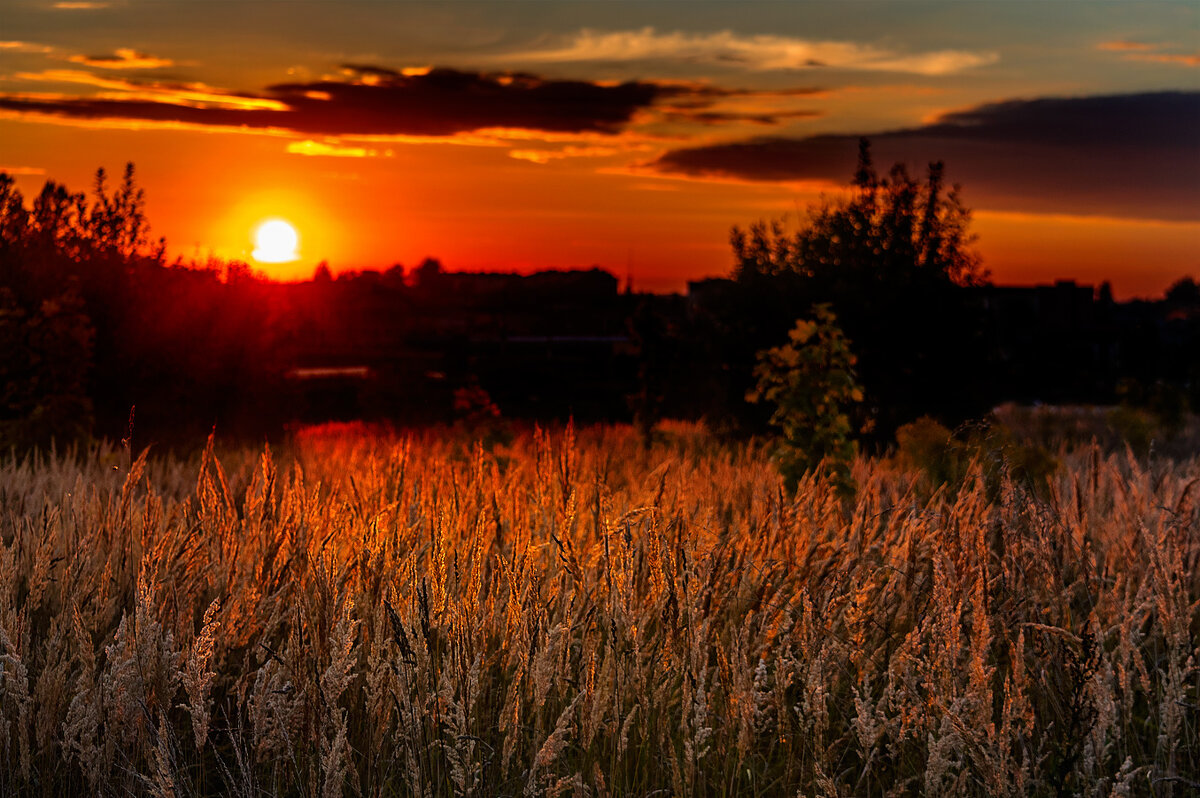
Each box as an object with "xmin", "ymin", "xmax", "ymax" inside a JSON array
[{"xmin": 0, "ymin": 0, "xmax": 1197, "ymax": 296}]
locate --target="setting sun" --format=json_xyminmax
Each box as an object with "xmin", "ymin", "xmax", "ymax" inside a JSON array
[{"xmin": 252, "ymin": 219, "xmax": 300, "ymax": 263}]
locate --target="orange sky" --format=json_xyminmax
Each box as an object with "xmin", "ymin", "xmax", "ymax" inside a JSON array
[{"xmin": 1, "ymin": 1, "xmax": 1196, "ymax": 297}]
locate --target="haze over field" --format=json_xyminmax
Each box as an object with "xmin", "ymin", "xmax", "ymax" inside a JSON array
[{"xmin": 1, "ymin": 0, "xmax": 1197, "ymax": 295}]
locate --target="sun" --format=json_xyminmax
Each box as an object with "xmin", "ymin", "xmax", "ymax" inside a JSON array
[{"xmin": 252, "ymin": 219, "xmax": 300, "ymax": 263}]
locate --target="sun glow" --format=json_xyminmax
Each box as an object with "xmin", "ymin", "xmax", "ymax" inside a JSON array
[{"xmin": 252, "ymin": 219, "xmax": 300, "ymax": 263}]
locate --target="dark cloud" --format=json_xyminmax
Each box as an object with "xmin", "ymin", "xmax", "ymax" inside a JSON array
[
  {"xmin": 269, "ymin": 66, "xmax": 665, "ymax": 135},
  {"xmin": 662, "ymin": 109, "xmax": 821, "ymax": 126},
  {"xmin": 68, "ymin": 48, "xmax": 173, "ymax": 69},
  {"xmin": 338, "ymin": 64, "xmax": 405, "ymax": 80},
  {"xmin": 0, "ymin": 65, "xmax": 671, "ymax": 137},
  {"xmin": 654, "ymin": 84, "xmax": 825, "ymax": 105},
  {"xmin": 652, "ymin": 92, "xmax": 1200, "ymax": 221}
]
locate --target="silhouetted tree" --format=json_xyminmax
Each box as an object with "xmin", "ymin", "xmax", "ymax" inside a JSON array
[
  {"xmin": 732, "ymin": 139, "xmax": 986, "ymax": 288},
  {"xmin": 0, "ymin": 172, "xmax": 103, "ymax": 447},
  {"xmin": 1166, "ymin": 276, "xmax": 1199, "ymax": 306},
  {"xmin": 716, "ymin": 140, "xmax": 992, "ymax": 438},
  {"xmin": 0, "ymin": 165, "xmax": 289, "ymax": 446},
  {"xmin": 0, "ymin": 287, "xmax": 94, "ymax": 448},
  {"xmin": 383, "ymin": 263, "xmax": 406, "ymax": 288},
  {"xmin": 731, "ymin": 139, "xmax": 987, "ymax": 303},
  {"xmin": 414, "ymin": 257, "xmax": 444, "ymax": 289},
  {"xmin": 87, "ymin": 163, "xmax": 154, "ymax": 259}
]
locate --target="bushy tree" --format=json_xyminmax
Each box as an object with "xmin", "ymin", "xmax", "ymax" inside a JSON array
[
  {"xmin": 747, "ymin": 304, "xmax": 862, "ymax": 491},
  {"xmin": 732, "ymin": 139, "xmax": 986, "ymax": 289},
  {"xmin": 0, "ymin": 165, "xmax": 160, "ymax": 446},
  {"xmin": 724, "ymin": 140, "xmax": 991, "ymax": 438}
]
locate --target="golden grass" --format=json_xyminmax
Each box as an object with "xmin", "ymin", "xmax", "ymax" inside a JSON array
[{"xmin": 0, "ymin": 421, "xmax": 1197, "ymax": 796}]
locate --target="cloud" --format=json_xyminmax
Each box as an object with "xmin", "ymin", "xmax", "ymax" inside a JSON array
[
  {"xmin": 0, "ymin": 66, "xmax": 674, "ymax": 137},
  {"xmin": 508, "ymin": 144, "xmax": 634, "ymax": 164},
  {"xmin": 271, "ymin": 66, "xmax": 669, "ymax": 135},
  {"xmin": 505, "ymin": 27, "xmax": 998, "ymax": 75},
  {"xmin": 0, "ymin": 64, "xmax": 814, "ymax": 142},
  {"xmin": 0, "ymin": 41, "xmax": 55, "ymax": 54},
  {"xmin": 1126, "ymin": 52, "xmax": 1200, "ymax": 67},
  {"xmin": 662, "ymin": 108, "xmax": 821, "ymax": 126},
  {"xmin": 1097, "ymin": 40, "xmax": 1159, "ymax": 52},
  {"xmin": 16, "ymin": 69, "xmax": 149, "ymax": 90},
  {"xmin": 68, "ymin": 48, "xmax": 173, "ymax": 69},
  {"xmin": 286, "ymin": 139, "xmax": 386, "ymax": 158},
  {"xmin": 53, "ymin": 2, "xmax": 111, "ymax": 8},
  {"xmin": 650, "ymin": 92, "xmax": 1200, "ymax": 221},
  {"xmin": 1098, "ymin": 40, "xmax": 1199, "ymax": 67},
  {"xmin": 12, "ymin": 70, "xmax": 288, "ymax": 109},
  {"xmin": 0, "ymin": 165, "xmax": 46, "ymax": 176}
]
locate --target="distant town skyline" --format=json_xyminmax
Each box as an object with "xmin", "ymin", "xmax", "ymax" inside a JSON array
[{"xmin": 1, "ymin": 0, "xmax": 1196, "ymax": 296}]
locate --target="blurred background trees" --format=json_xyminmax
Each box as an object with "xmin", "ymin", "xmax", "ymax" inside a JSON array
[
  {"xmin": 1, "ymin": 152, "xmax": 1195, "ymax": 459},
  {"xmin": 0, "ymin": 286, "xmax": 93, "ymax": 448},
  {"xmin": 0, "ymin": 166, "xmax": 288, "ymax": 449}
]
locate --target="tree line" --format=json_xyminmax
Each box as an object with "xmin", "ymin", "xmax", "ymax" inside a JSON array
[
  {"xmin": 0, "ymin": 165, "xmax": 288, "ymax": 448},
  {"xmin": 2, "ymin": 147, "xmax": 1197, "ymax": 463}
]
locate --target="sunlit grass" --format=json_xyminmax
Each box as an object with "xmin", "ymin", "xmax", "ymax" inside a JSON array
[{"xmin": 0, "ymin": 422, "xmax": 1196, "ymax": 796}]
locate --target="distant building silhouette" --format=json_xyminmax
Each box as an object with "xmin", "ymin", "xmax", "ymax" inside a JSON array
[{"xmin": 281, "ymin": 267, "xmax": 632, "ymax": 422}]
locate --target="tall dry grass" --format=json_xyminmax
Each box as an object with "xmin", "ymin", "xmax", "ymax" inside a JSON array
[{"xmin": 0, "ymin": 422, "xmax": 1196, "ymax": 796}]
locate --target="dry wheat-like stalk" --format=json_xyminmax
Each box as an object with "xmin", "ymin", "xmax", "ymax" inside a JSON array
[
  {"xmin": 183, "ymin": 597, "xmax": 221, "ymax": 751},
  {"xmin": 0, "ymin": 423, "xmax": 1194, "ymax": 796}
]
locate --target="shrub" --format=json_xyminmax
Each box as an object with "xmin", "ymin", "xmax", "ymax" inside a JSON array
[
  {"xmin": 895, "ymin": 415, "xmax": 1059, "ymax": 497},
  {"xmin": 746, "ymin": 304, "xmax": 861, "ymax": 492}
]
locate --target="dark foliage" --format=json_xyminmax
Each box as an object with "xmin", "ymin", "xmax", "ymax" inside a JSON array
[
  {"xmin": 0, "ymin": 166, "xmax": 289, "ymax": 449},
  {"xmin": 746, "ymin": 304, "xmax": 862, "ymax": 491},
  {"xmin": 1, "ymin": 155, "xmax": 1196, "ymax": 455},
  {"xmin": 677, "ymin": 140, "xmax": 994, "ymax": 441}
]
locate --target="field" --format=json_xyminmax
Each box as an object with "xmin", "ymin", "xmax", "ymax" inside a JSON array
[{"xmin": 0, "ymin": 422, "xmax": 1197, "ymax": 796}]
